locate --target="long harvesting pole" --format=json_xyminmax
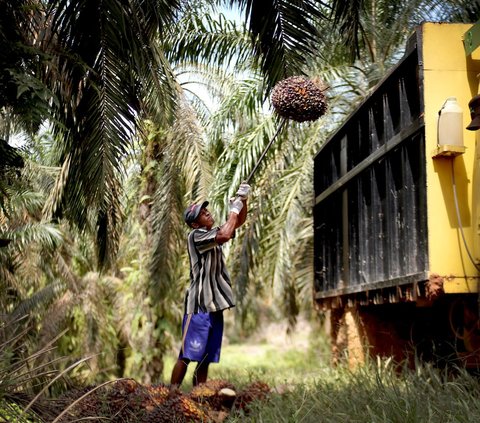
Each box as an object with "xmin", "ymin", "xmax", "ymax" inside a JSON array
[{"xmin": 245, "ymin": 118, "xmax": 287, "ymax": 184}]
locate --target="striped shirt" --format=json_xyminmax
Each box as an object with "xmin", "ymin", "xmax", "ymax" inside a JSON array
[{"xmin": 184, "ymin": 227, "xmax": 235, "ymax": 314}]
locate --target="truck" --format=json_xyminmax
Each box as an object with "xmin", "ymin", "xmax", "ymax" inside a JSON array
[{"xmin": 313, "ymin": 22, "xmax": 480, "ymax": 368}]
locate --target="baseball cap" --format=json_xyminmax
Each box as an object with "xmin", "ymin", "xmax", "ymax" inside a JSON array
[
  {"xmin": 467, "ymin": 94, "xmax": 480, "ymax": 131},
  {"xmin": 183, "ymin": 201, "xmax": 209, "ymax": 226}
]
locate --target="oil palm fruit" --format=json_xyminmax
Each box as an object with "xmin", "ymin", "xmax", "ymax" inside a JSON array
[
  {"xmin": 190, "ymin": 379, "xmax": 236, "ymax": 410},
  {"xmin": 234, "ymin": 380, "xmax": 271, "ymax": 412},
  {"xmin": 271, "ymin": 76, "xmax": 328, "ymax": 122}
]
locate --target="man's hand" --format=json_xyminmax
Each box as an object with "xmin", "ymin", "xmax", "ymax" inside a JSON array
[
  {"xmin": 236, "ymin": 182, "xmax": 251, "ymax": 199},
  {"xmin": 229, "ymin": 197, "xmax": 244, "ymax": 214}
]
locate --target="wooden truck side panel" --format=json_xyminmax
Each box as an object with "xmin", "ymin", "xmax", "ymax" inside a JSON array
[
  {"xmin": 314, "ymin": 29, "xmax": 428, "ymax": 302},
  {"xmin": 314, "ymin": 23, "xmax": 480, "ymax": 367}
]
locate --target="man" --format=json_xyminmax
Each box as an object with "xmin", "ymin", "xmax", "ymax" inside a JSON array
[{"xmin": 170, "ymin": 183, "xmax": 250, "ymax": 387}]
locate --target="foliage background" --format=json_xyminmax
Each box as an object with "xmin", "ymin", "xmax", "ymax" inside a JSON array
[{"xmin": 1, "ymin": 0, "xmax": 479, "ymax": 398}]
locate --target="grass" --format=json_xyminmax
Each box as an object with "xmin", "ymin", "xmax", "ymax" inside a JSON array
[
  {"xmin": 228, "ymin": 361, "xmax": 480, "ymax": 423},
  {"xmin": 162, "ymin": 320, "xmax": 480, "ymax": 422}
]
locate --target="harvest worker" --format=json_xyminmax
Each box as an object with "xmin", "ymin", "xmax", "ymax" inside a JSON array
[{"xmin": 170, "ymin": 183, "xmax": 250, "ymax": 387}]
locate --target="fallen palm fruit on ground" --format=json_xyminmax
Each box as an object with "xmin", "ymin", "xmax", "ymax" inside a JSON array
[{"xmin": 52, "ymin": 378, "xmax": 273, "ymax": 422}]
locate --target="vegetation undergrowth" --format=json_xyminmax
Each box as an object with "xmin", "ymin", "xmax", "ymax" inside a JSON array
[
  {"xmin": 161, "ymin": 321, "xmax": 480, "ymax": 423},
  {"xmin": 3, "ymin": 318, "xmax": 480, "ymax": 422}
]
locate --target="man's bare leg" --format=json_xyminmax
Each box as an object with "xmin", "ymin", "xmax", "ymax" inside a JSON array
[
  {"xmin": 170, "ymin": 358, "xmax": 190, "ymax": 386},
  {"xmin": 193, "ymin": 360, "xmax": 209, "ymax": 386}
]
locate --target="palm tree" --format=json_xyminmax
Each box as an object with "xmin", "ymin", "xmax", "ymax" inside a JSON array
[
  {"xmin": 0, "ymin": 132, "xmax": 144, "ymax": 387},
  {"xmin": 0, "ymin": 0, "xmax": 328, "ymax": 269}
]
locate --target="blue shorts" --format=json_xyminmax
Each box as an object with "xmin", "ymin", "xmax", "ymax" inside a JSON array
[{"xmin": 179, "ymin": 311, "xmax": 224, "ymax": 363}]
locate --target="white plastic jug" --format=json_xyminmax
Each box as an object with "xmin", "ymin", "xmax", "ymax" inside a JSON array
[{"xmin": 438, "ymin": 97, "xmax": 464, "ymax": 147}]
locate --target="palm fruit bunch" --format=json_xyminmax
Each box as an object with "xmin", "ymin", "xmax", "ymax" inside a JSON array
[
  {"xmin": 190, "ymin": 379, "xmax": 237, "ymax": 411},
  {"xmin": 87, "ymin": 379, "xmax": 143, "ymax": 421},
  {"xmin": 271, "ymin": 76, "xmax": 328, "ymax": 122},
  {"xmin": 112, "ymin": 378, "xmax": 139, "ymax": 394},
  {"xmin": 234, "ymin": 380, "xmax": 271, "ymax": 412},
  {"xmin": 142, "ymin": 400, "xmax": 177, "ymax": 423},
  {"xmin": 176, "ymin": 396, "xmax": 210, "ymax": 421},
  {"xmin": 137, "ymin": 383, "xmax": 171, "ymax": 411},
  {"xmin": 56, "ymin": 385, "xmax": 102, "ymax": 422},
  {"xmin": 143, "ymin": 395, "xmax": 209, "ymax": 423},
  {"xmin": 58, "ymin": 379, "xmax": 171, "ymax": 421},
  {"xmin": 56, "ymin": 380, "xmax": 138, "ymax": 421},
  {"xmin": 102, "ymin": 379, "xmax": 147, "ymax": 419}
]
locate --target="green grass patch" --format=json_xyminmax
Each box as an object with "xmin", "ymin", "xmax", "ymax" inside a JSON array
[{"xmin": 224, "ymin": 360, "xmax": 480, "ymax": 422}]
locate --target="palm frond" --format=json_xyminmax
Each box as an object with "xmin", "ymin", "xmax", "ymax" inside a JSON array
[
  {"xmin": 38, "ymin": 0, "xmax": 182, "ymax": 268},
  {"xmin": 174, "ymin": 102, "xmax": 214, "ymax": 199},
  {"xmin": 205, "ymin": 74, "xmax": 276, "ymax": 204},
  {"xmin": 54, "ymin": 246, "xmax": 80, "ymax": 293},
  {"xmin": 0, "ymin": 139, "xmax": 25, "ymax": 168},
  {"xmin": 138, "ymin": 39, "xmax": 179, "ymax": 128},
  {"xmin": 207, "ymin": 74, "xmax": 267, "ymax": 138},
  {"xmin": 148, "ymin": 101, "xmax": 212, "ymax": 298},
  {"xmin": 175, "ymin": 64, "xmax": 245, "ymax": 126},
  {"xmin": 234, "ymin": 0, "xmax": 328, "ymax": 90},
  {"xmin": 95, "ymin": 176, "xmax": 124, "ymax": 271},
  {"xmin": 4, "ymin": 222, "xmax": 63, "ymax": 252},
  {"xmin": 330, "ymin": 0, "xmax": 364, "ymax": 60},
  {"xmin": 37, "ymin": 291, "xmax": 75, "ymax": 349},
  {"xmin": 165, "ymin": 9, "xmax": 252, "ymax": 69},
  {"xmin": 226, "ymin": 115, "xmax": 327, "ymax": 328},
  {"xmin": 149, "ymin": 175, "xmax": 186, "ymax": 300},
  {"xmin": 420, "ymin": 0, "xmax": 480, "ymax": 22},
  {"xmin": 330, "ymin": 0, "xmax": 479, "ymax": 61},
  {"xmin": 0, "ymin": 1, "xmax": 51, "ymax": 134},
  {"xmin": 9, "ymin": 280, "xmax": 65, "ymax": 322}
]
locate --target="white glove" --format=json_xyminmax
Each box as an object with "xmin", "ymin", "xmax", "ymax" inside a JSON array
[
  {"xmin": 229, "ymin": 197, "xmax": 244, "ymax": 215},
  {"xmin": 236, "ymin": 182, "xmax": 251, "ymax": 199}
]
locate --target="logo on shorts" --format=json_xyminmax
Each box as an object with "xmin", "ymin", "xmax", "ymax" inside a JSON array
[{"xmin": 190, "ymin": 339, "xmax": 202, "ymax": 352}]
